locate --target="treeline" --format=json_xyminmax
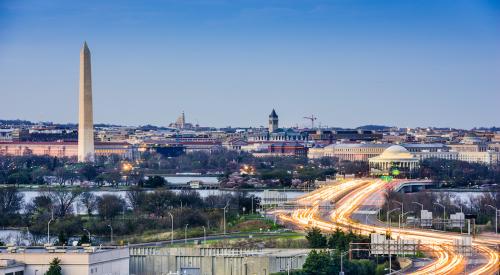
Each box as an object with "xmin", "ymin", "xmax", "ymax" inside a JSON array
[
  {"xmin": 0, "ymin": 155, "xmax": 134, "ymax": 186},
  {"xmin": 0, "ymin": 186, "xmax": 260, "ymax": 245},
  {"xmin": 417, "ymin": 158, "xmax": 500, "ymax": 187}
]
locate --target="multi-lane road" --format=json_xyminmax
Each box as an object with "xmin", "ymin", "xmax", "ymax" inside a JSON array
[{"xmin": 276, "ymin": 179, "xmax": 499, "ymax": 274}]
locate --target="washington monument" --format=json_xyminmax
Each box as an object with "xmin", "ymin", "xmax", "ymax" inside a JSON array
[{"xmin": 78, "ymin": 42, "xmax": 95, "ymax": 162}]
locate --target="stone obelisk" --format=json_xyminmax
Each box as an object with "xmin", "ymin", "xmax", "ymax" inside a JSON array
[{"xmin": 78, "ymin": 42, "xmax": 95, "ymax": 162}]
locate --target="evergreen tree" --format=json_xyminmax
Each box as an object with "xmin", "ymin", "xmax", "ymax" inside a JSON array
[
  {"xmin": 305, "ymin": 227, "xmax": 327, "ymax": 248},
  {"xmin": 45, "ymin": 258, "xmax": 62, "ymax": 275}
]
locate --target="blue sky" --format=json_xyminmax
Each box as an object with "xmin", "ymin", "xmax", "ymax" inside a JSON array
[{"xmin": 1, "ymin": 0, "xmax": 499, "ymax": 128}]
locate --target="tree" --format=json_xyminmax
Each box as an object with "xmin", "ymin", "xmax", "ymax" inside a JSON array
[
  {"xmin": 143, "ymin": 176, "xmax": 166, "ymax": 188},
  {"xmin": 54, "ymin": 167, "xmax": 75, "ymax": 186},
  {"xmin": 305, "ymin": 227, "xmax": 327, "ymax": 248},
  {"xmin": 45, "ymin": 189, "xmax": 82, "ymax": 218},
  {"xmin": 79, "ymin": 164, "xmax": 97, "ymax": 181},
  {"xmin": 80, "ymin": 192, "xmax": 97, "ymax": 216},
  {"xmin": 142, "ymin": 190, "xmax": 178, "ymax": 217},
  {"xmin": 126, "ymin": 186, "xmax": 146, "ymax": 212},
  {"xmin": 302, "ymin": 250, "xmax": 335, "ymax": 275},
  {"xmin": 45, "ymin": 258, "xmax": 62, "ymax": 275},
  {"xmin": 77, "ymin": 234, "xmax": 90, "ymax": 245},
  {"xmin": 97, "ymin": 194, "xmax": 126, "ymax": 220},
  {"xmin": 0, "ymin": 186, "xmax": 23, "ymax": 215},
  {"xmin": 101, "ymin": 171, "xmax": 122, "ymax": 187}
]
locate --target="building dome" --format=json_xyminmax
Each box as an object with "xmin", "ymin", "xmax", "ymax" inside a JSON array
[{"xmin": 378, "ymin": 145, "xmax": 414, "ymax": 159}]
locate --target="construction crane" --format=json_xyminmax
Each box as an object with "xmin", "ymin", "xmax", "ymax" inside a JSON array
[{"xmin": 303, "ymin": 115, "xmax": 317, "ymax": 129}]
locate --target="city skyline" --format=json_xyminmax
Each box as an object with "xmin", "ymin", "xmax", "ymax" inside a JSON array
[{"xmin": 1, "ymin": 0, "xmax": 499, "ymax": 128}]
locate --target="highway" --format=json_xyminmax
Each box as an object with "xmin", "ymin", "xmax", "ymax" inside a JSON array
[{"xmin": 277, "ymin": 179, "xmax": 499, "ymax": 274}]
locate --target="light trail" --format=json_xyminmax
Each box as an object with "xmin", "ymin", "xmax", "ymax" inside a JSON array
[{"xmin": 278, "ymin": 179, "xmax": 499, "ymax": 274}]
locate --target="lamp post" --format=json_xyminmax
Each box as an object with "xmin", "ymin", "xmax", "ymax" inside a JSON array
[
  {"xmin": 184, "ymin": 224, "xmax": 189, "ymax": 244},
  {"xmin": 83, "ymin": 228, "xmax": 91, "ymax": 244},
  {"xmin": 223, "ymin": 201, "xmax": 230, "ymax": 235},
  {"xmin": 486, "ymin": 204, "xmax": 498, "ymax": 235},
  {"xmin": 339, "ymin": 251, "xmax": 349, "ymax": 275},
  {"xmin": 386, "ymin": 208, "xmax": 400, "ymax": 274},
  {"xmin": 412, "ymin": 202, "xmax": 424, "ymax": 228},
  {"xmin": 168, "ymin": 212, "xmax": 174, "ymax": 245},
  {"xmin": 251, "ymin": 196, "xmax": 254, "ymax": 215},
  {"xmin": 412, "ymin": 202, "xmax": 423, "ymax": 211},
  {"xmin": 452, "ymin": 204, "xmax": 464, "ymax": 234},
  {"xmin": 47, "ymin": 217, "xmax": 54, "ymax": 245},
  {"xmin": 107, "ymin": 224, "xmax": 113, "ymax": 244},
  {"xmin": 398, "ymin": 211, "xmax": 413, "ymax": 259},
  {"xmin": 393, "ymin": 200, "xmax": 404, "ymax": 232},
  {"xmin": 202, "ymin": 226, "xmax": 206, "ymax": 243},
  {"xmin": 387, "ymin": 208, "xmax": 401, "ymax": 230},
  {"xmin": 399, "ymin": 211, "xmax": 413, "ymax": 232},
  {"xmin": 434, "ymin": 203, "xmax": 446, "ymax": 231}
]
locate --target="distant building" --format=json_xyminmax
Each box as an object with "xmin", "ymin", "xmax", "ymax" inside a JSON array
[
  {"xmin": 0, "ymin": 141, "xmax": 134, "ymax": 159},
  {"xmin": 369, "ymin": 145, "xmax": 419, "ymax": 176},
  {"xmin": 309, "ymin": 129, "xmax": 383, "ymax": 143},
  {"xmin": 308, "ymin": 143, "xmax": 390, "ymax": 161},
  {"xmin": 0, "ymin": 129, "xmax": 14, "ymax": 142},
  {"xmin": 268, "ymin": 109, "xmax": 279, "ymax": 133},
  {"xmin": 222, "ymin": 137, "xmax": 248, "ymax": 151},
  {"xmin": 169, "ymin": 112, "xmax": 195, "ymax": 130},
  {"xmin": 253, "ymin": 142, "xmax": 307, "ymax": 157}
]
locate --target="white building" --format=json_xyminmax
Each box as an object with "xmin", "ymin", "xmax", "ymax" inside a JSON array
[
  {"xmin": 0, "ymin": 246, "xmax": 129, "ymax": 275},
  {"xmin": 369, "ymin": 145, "xmax": 420, "ymax": 176},
  {"xmin": 308, "ymin": 143, "xmax": 390, "ymax": 161}
]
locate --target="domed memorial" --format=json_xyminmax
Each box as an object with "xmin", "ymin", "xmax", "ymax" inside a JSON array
[{"xmin": 369, "ymin": 145, "xmax": 419, "ymax": 176}]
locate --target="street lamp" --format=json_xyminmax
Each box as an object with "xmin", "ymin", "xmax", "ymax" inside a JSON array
[
  {"xmin": 434, "ymin": 203, "xmax": 446, "ymax": 231},
  {"xmin": 83, "ymin": 228, "xmax": 91, "ymax": 244},
  {"xmin": 251, "ymin": 196, "xmax": 254, "ymax": 215},
  {"xmin": 393, "ymin": 200, "xmax": 404, "ymax": 231},
  {"xmin": 202, "ymin": 226, "xmax": 207, "ymax": 243},
  {"xmin": 223, "ymin": 201, "xmax": 230, "ymax": 235},
  {"xmin": 412, "ymin": 202, "xmax": 423, "ymax": 211},
  {"xmin": 168, "ymin": 212, "xmax": 174, "ymax": 245},
  {"xmin": 412, "ymin": 202, "xmax": 424, "ymax": 228},
  {"xmin": 394, "ymin": 200, "xmax": 404, "ymax": 215},
  {"xmin": 452, "ymin": 203, "xmax": 464, "ymax": 234},
  {"xmin": 107, "ymin": 224, "xmax": 113, "ymax": 244},
  {"xmin": 184, "ymin": 224, "xmax": 189, "ymax": 244},
  {"xmin": 486, "ymin": 204, "xmax": 498, "ymax": 235},
  {"xmin": 47, "ymin": 217, "xmax": 54, "ymax": 245},
  {"xmin": 398, "ymin": 211, "xmax": 413, "ymax": 259},
  {"xmin": 339, "ymin": 251, "xmax": 349, "ymax": 275},
  {"xmin": 385, "ymin": 207, "xmax": 400, "ymax": 273},
  {"xmin": 399, "ymin": 211, "xmax": 413, "ymax": 232},
  {"xmin": 387, "ymin": 208, "xmax": 401, "ymax": 230}
]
